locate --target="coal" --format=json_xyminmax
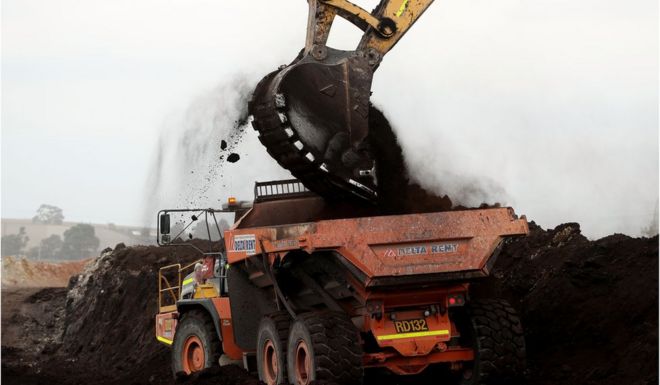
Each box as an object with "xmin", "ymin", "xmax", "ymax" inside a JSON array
[{"xmin": 227, "ymin": 153, "xmax": 240, "ymax": 163}]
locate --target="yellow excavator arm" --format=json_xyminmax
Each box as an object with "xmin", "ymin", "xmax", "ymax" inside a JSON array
[{"xmin": 306, "ymin": 0, "xmax": 434, "ymax": 66}]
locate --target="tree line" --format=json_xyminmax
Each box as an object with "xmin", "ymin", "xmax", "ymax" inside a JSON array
[{"xmin": 1, "ymin": 205, "xmax": 100, "ymax": 260}]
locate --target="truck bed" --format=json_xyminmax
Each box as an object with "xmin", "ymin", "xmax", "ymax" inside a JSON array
[{"xmin": 225, "ymin": 204, "xmax": 528, "ymax": 285}]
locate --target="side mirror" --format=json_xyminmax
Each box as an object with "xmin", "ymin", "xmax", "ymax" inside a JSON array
[{"xmin": 160, "ymin": 213, "xmax": 171, "ymax": 235}]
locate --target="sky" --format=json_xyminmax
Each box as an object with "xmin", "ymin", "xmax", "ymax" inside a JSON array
[{"xmin": 2, "ymin": 0, "xmax": 658, "ymax": 238}]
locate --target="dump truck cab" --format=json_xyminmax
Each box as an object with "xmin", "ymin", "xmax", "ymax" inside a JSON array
[
  {"xmin": 155, "ymin": 204, "xmax": 247, "ymax": 374},
  {"xmin": 156, "ymin": 179, "xmax": 529, "ymax": 384}
]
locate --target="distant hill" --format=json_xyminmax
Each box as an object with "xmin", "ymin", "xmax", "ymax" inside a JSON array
[{"xmin": 1, "ymin": 218, "xmax": 155, "ymax": 259}]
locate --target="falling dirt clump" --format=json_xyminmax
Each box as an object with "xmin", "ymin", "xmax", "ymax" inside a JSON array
[
  {"xmin": 221, "ymin": 140, "xmax": 228, "ymax": 150},
  {"xmin": 227, "ymin": 153, "xmax": 241, "ymax": 163}
]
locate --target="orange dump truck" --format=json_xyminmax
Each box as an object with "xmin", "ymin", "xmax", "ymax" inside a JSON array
[{"xmin": 155, "ymin": 180, "xmax": 528, "ymax": 385}]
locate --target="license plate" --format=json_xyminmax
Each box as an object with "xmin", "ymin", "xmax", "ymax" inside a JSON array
[{"xmin": 393, "ymin": 318, "xmax": 429, "ymax": 333}]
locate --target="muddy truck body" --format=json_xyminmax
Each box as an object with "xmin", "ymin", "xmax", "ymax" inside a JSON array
[{"xmin": 155, "ymin": 180, "xmax": 529, "ymax": 385}]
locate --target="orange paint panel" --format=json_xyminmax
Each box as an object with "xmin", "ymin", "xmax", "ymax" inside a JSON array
[
  {"xmin": 155, "ymin": 312, "xmax": 177, "ymax": 345},
  {"xmin": 309, "ymin": 210, "xmax": 524, "ymax": 276},
  {"xmin": 371, "ymin": 239, "xmax": 471, "ymax": 273},
  {"xmin": 212, "ymin": 297, "xmax": 231, "ymax": 318},
  {"xmin": 367, "ymin": 284, "xmax": 468, "ymax": 307},
  {"xmin": 225, "ymin": 208, "xmax": 528, "ymax": 277},
  {"xmin": 211, "ymin": 297, "xmax": 244, "ymax": 360}
]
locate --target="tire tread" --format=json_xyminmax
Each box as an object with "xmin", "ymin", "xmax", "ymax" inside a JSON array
[
  {"xmin": 464, "ymin": 299, "xmax": 526, "ymax": 385},
  {"xmin": 294, "ymin": 311, "xmax": 363, "ymax": 385},
  {"xmin": 171, "ymin": 309, "xmax": 222, "ymax": 377}
]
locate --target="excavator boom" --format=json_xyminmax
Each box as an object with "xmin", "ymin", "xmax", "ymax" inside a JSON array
[{"xmin": 249, "ymin": 0, "xmax": 434, "ymax": 202}]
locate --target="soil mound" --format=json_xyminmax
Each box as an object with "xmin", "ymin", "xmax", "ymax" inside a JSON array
[
  {"xmin": 474, "ymin": 223, "xmax": 659, "ymax": 385},
  {"xmin": 1, "ymin": 242, "xmax": 232, "ymax": 385},
  {"xmin": 59, "ymin": 243, "xmax": 207, "ymax": 385},
  {"xmin": 1, "ymin": 287, "xmax": 68, "ymax": 367}
]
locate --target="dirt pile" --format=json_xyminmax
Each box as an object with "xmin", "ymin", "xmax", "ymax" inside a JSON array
[
  {"xmin": 2, "ymin": 287, "xmax": 68, "ymax": 377},
  {"xmin": 1, "ymin": 242, "xmax": 218, "ymax": 385},
  {"xmin": 474, "ymin": 222, "xmax": 658, "ymax": 385},
  {"xmin": 2, "ymin": 226, "xmax": 657, "ymax": 385},
  {"xmin": 59, "ymin": 243, "xmax": 208, "ymax": 385},
  {"xmin": 1, "ymin": 257, "xmax": 88, "ymax": 288}
]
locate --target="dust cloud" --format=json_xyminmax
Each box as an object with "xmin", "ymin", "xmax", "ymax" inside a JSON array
[
  {"xmin": 140, "ymin": 0, "xmax": 657, "ymax": 239},
  {"xmin": 143, "ymin": 74, "xmax": 289, "ymax": 226},
  {"xmin": 642, "ymin": 200, "xmax": 659, "ymax": 237},
  {"xmin": 368, "ymin": 0, "xmax": 658, "ymax": 238}
]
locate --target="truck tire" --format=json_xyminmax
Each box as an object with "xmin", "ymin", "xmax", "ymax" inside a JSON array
[
  {"xmin": 257, "ymin": 311, "xmax": 291, "ymax": 385},
  {"xmin": 171, "ymin": 309, "xmax": 222, "ymax": 376},
  {"xmin": 287, "ymin": 311, "xmax": 363, "ymax": 385},
  {"xmin": 461, "ymin": 299, "xmax": 526, "ymax": 385}
]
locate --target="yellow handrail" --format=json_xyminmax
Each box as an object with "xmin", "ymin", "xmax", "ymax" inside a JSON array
[
  {"xmin": 157, "ymin": 259, "xmax": 203, "ymax": 313},
  {"xmin": 158, "ymin": 263, "xmax": 180, "ymax": 313}
]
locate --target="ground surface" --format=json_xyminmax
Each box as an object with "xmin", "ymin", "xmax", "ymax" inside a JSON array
[
  {"xmin": 2, "ymin": 257, "xmax": 88, "ymax": 288},
  {"xmin": 1, "ymin": 225, "xmax": 657, "ymax": 385}
]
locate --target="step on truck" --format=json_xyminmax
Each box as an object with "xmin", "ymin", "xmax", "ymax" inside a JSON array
[{"xmin": 155, "ymin": 179, "xmax": 529, "ymax": 385}]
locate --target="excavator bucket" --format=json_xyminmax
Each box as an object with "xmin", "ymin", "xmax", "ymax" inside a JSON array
[
  {"xmin": 248, "ymin": 0, "xmax": 435, "ymax": 202},
  {"xmin": 249, "ymin": 50, "xmax": 377, "ymax": 201}
]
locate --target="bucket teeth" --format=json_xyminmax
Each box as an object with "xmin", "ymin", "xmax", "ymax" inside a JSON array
[{"xmin": 249, "ymin": 50, "xmax": 378, "ymax": 202}]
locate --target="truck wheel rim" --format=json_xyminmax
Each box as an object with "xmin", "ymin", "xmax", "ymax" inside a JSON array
[
  {"xmin": 294, "ymin": 340, "xmax": 311, "ymax": 385},
  {"xmin": 183, "ymin": 335, "xmax": 205, "ymax": 374},
  {"xmin": 262, "ymin": 339, "xmax": 279, "ymax": 385}
]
